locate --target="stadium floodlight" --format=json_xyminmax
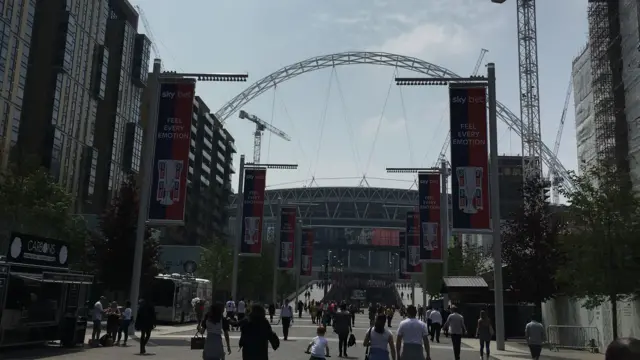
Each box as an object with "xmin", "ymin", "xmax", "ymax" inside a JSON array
[
  {"xmin": 160, "ymin": 71, "xmax": 248, "ymax": 82},
  {"xmin": 245, "ymin": 163, "xmax": 298, "ymax": 170},
  {"xmin": 385, "ymin": 167, "xmax": 440, "ymax": 174}
]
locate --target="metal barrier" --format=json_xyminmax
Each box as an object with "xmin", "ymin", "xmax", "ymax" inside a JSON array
[{"xmin": 546, "ymin": 325, "xmax": 601, "ymax": 352}]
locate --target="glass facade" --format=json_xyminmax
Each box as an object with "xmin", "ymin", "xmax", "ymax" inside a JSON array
[{"xmin": 0, "ymin": 0, "xmax": 35, "ymax": 168}]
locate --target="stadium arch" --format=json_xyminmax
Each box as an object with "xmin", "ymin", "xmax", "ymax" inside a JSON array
[{"xmin": 215, "ymin": 51, "xmax": 573, "ymax": 190}]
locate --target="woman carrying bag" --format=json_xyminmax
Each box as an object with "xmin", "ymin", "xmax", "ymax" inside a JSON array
[
  {"xmin": 198, "ymin": 303, "xmax": 232, "ymax": 360},
  {"xmin": 363, "ymin": 314, "xmax": 396, "ymax": 360}
]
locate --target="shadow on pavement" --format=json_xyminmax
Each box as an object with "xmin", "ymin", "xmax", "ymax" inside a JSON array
[
  {"xmin": 146, "ymin": 338, "xmax": 189, "ymax": 347},
  {"xmin": 0, "ymin": 344, "xmax": 86, "ymax": 359}
]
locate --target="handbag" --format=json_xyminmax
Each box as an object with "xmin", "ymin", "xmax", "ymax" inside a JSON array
[{"xmin": 191, "ymin": 331, "xmax": 205, "ymax": 350}]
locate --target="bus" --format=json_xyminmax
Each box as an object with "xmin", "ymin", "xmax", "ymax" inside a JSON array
[{"xmin": 145, "ymin": 274, "xmax": 211, "ymax": 323}]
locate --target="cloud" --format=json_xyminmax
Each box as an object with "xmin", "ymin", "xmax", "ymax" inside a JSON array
[
  {"xmin": 314, "ymin": 11, "xmax": 371, "ymax": 26},
  {"xmin": 374, "ymin": 22, "xmax": 470, "ymax": 59}
]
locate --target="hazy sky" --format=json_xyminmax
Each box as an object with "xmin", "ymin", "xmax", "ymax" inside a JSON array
[{"xmin": 131, "ymin": 0, "xmax": 588, "ymax": 190}]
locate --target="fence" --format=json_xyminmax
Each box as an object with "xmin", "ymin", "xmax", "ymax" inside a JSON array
[{"xmin": 547, "ymin": 325, "xmax": 601, "ymax": 352}]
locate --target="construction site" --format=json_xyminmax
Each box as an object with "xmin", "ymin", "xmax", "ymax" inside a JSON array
[{"xmin": 542, "ymin": 0, "xmax": 640, "ymax": 350}]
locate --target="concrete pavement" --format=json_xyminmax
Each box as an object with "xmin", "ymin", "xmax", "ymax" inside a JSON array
[
  {"xmin": 460, "ymin": 338, "xmax": 605, "ymax": 360},
  {"xmin": 2, "ymin": 312, "xmax": 604, "ymax": 360}
]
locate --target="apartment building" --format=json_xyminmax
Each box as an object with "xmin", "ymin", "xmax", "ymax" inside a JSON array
[
  {"xmin": 91, "ymin": 0, "xmax": 149, "ymax": 214},
  {"xmin": 14, "ymin": 0, "xmax": 148, "ymax": 214},
  {"xmin": 0, "ymin": 0, "xmax": 36, "ymax": 168}
]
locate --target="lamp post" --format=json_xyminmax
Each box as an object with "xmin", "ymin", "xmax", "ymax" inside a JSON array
[
  {"xmin": 394, "ymin": 63, "xmax": 504, "ymax": 350},
  {"xmin": 386, "ymin": 165, "xmax": 449, "ymax": 310},
  {"xmin": 230, "ymin": 161, "xmax": 298, "ymax": 302},
  {"xmin": 130, "ymin": 59, "xmax": 248, "ymax": 332}
]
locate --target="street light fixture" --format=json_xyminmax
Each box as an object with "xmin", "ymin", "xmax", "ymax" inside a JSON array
[
  {"xmin": 129, "ymin": 59, "xmax": 250, "ymax": 333},
  {"xmin": 230, "ymin": 156, "xmax": 298, "ymax": 302},
  {"xmin": 395, "ymin": 63, "xmax": 505, "ymax": 350}
]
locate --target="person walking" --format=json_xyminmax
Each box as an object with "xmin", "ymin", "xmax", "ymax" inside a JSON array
[
  {"xmin": 428, "ymin": 307, "xmax": 442, "ymax": 343},
  {"xmin": 298, "ymin": 300, "xmax": 304, "ymax": 318},
  {"xmin": 525, "ymin": 314, "xmax": 546, "ymax": 360},
  {"xmin": 425, "ymin": 307, "xmax": 432, "ymax": 333},
  {"xmin": 385, "ymin": 306, "xmax": 394, "ymax": 328},
  {"xmin": 395, "ymin": 305, "xmax": 430, "ymax": 360},
  {"xmin": 238, "ymin": 303, "xmax": 280, "ymax": 360},
  {"xmin": 333, "ymin": 303, "xmax": 352, "ymax": 357},
  {"xmin": 476, "ymin": 310, "xmax": 494, "ymax": 359},
  {"xmin": 200, "ymin": 302, "xmax": 232, "ymax": 360},
  {"xmin": 135, "ymin": 299, "xmax": 156, "ymax": 355},
  {"xmin": 363, "ymin": 314, "xmax": 396, "ymax": 360},
  {"xmin": 280, "ymin": 299, "xmax": 294, "ymax": 340},
  {"xmin": 225, "ymin": 298, "xmax": 236, "ymax": 319},
  {"xmin": 443, "ymin": 306, "xmax": 466, "ymax": 360},
  {"xmin": 236, "ymin": 298, "xmax": 247, "ymax": 322}
]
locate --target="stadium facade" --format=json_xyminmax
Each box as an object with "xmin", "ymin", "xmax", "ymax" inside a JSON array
[{"xmin": 229, "ymin": 186, "xmax": 453, "ymax": 276}]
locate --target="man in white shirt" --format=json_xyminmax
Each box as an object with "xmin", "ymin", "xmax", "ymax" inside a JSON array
[
  {"xmin": 236, "ymin": 298, "xmax": 246, "ymax": 321},
  {"xmin": 91, "ymin": 296, "xmax": 106, "ymax": 341},
  {"xmin": 525, "ymin": 315, "xmax": 546, "ymax": 360},
  {"xmin": 428, "ymin": 308, "xmax": 443, "ymax": 343},
  {"xmin": 425, "ymin": 307, "xmax": 433, "ymax": 331},
  {"xmin": 442, "ymin": 306, "xmax": 466, "ymax": 360},
  {"xmin": 280, "ymin": 299, "xmax": 294, "ymax": 340},
  {"xmin": 396, "ymin": 305, "xmax": 431, "ymax": 360},
  {"xmin": 225, "ymin": 298, "xmax": 236, "ymax": 319}
]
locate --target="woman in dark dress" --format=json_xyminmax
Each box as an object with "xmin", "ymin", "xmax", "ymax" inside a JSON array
[{"xmin": 135, "ymin": 299, "xmax": 156, "ymax": 355}]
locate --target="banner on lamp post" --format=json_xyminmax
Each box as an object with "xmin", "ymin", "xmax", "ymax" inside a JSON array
[
  {"xmin": 148, "ymin": 81, "xmax": 195, "ymax": 225},
  {"xmin": 405, "ymin": 211, "xmax": 422, "ymax": 274},
  {"xmin": 300, "ymin": 228, "xmax": 314, "ymax": 276},
  {"xmin": 278, "ymin": 206, "xmax": 297, "ymax": 269},
  {"xmin": 418, "ymin": 173, "xmax": 443, "ymax": 263},
  {"xmin": 240, "ymin": 168, "xmax": 267, "ymax": 256},
  {"xmin": 449, "ymin": 85, "xmax": 491, "ymax": 230}
]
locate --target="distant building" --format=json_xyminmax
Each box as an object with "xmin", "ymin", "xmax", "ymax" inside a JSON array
[{"xmin": 496, "ymin": 155, "xmax": 525, "ymax": 220}]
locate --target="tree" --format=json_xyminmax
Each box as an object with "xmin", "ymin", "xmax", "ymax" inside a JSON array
[
  {"xmin": 559, "ymin": 161, "xmax": 640, "ymax": 339},
  {"xmin": 0, "ymin": 164, "xmax": 89, "ymax": 267},
  {"xmin": 501, "ymin": 174, "xmax": 565, "ymax": 309},
  {"xmin": 197, "ymin": 237, "xmax": 233, "ymax": 294},
  {"xmin": 90, "ymin": 175, "xmax": 162, "ymax": 294},
  {"xmin": 423, "ymin": 243, "xmax": 492, "ymax": 297}
]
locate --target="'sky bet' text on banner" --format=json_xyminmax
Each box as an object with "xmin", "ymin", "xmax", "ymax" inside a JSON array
[
  {"xmin": 449, "ymin": 86, "xmax": 490, "ymax": 230},
  {"xmin": 278, "ymin": 206, "xmax": 297, "ymax": 269},
  {"xmin": 148, "ymin": 81, "xmax": 196, "ymax": 225},
  {"xmin": 240, "ymin": 168, "xmax": 267, "ymax": 256}
]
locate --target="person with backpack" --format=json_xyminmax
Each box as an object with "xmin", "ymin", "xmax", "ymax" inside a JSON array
[
  {"xmin": 333, "ymin": 303, "xmax": 352, "ymax": 357},
  {"xmin": 363, "ymin": 314, "xmax": 396, "ymax": 360}
]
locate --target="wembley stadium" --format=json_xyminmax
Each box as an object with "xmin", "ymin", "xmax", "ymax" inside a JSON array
[{"xmin": 230, "ymin": 186, "xmax": 427, "ymax": 275}]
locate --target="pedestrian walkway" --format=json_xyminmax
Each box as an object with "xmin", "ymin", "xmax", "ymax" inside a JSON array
[
  {"xmin": 396, "ymin": 282, "xmax": 427, "ymax": 307},
  {"xmin": 461, "ymin": 338, "xmax": 604, "ymax": 360}
]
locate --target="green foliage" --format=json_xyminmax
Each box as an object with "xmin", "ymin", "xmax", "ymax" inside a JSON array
[
  {"xmin": 0, "ymin": 165, "xmax": 89, "ymax": 267},
  {"xmin": 559, "ymin": 161, "xmax": 640, "ymax": 309},
  {"xmin": 197, "ymin": 237, "xmax": 233, "ymax": 292},
  {"xmin": 90, "ymin": 175, "xmax": 161, "ymax": 294},
  {"xmin": 502, "ymin": 174, "xmax": 565, "ymax": 306},
  {"xmin": 422, "ymin": 243, "xmax": 491, "ymax": 296}
]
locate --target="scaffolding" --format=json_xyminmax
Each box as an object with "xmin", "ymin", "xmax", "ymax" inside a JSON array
[{"xmin": 587, "ymin": 0, "xmax": 629, "ymax": 170}]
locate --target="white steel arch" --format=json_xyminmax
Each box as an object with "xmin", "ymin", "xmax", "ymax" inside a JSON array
[{"xmin": 215, "ymin": 51, "xmax": 573, "ymax": 191}]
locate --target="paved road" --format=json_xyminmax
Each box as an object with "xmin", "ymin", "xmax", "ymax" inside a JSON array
[{"xmin": 4, "ymin": 312, "xmax": 596, "ymax": 360}]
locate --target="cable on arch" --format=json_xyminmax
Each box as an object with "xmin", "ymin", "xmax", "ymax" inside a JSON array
[
  {"xmin": 333, "ymin": 68, "xmax": 363, "ymax": 176},
  {"xmin": 308, "ymin": 67, "xmax": 336, "ymax": 180},
  {"xmin": 364, "ymin": 67, "xmax": 397, "ymax": 175}
]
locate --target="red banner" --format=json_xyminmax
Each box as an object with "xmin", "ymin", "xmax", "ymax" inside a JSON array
[
  {"xmin": 148, "ymin": 81, "xmax": 195, "ymax": 225},
  {"xmin": 240, "ymin": 168, "xmax": 266, "ymax": 256},
  {"xmin": 278, "ymin": 206, "xmax": 296, "ymax": 269},
  {"xmin": 300, "ymin": 228, "xmax": 314, "ymax": 276},
  {"xmin": 449, "ymin": 85, "xmax": 490, "ymax": 230},
  {"xmin": 405, "ymin": 211, "xmax": 422, "ymax": 273},
  {"xmin": 418, "ymin": 173, "xmax": 443, "ymax": 263}
]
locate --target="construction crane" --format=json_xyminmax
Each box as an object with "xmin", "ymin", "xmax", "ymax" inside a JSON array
[
  {"xmin": 436, "ymin": 49, "xmax": 489, "ymax": 166},
  {"xmin": 549, "ymin": 79, "xmax": 572, "ymax": 204},
  {"xmin": 492, "ymin": 0, "xmax": 543, "ymax": 181},
  {"xmin": 239, "ymin": 110, "xmax": 292, "ymax": 163},
  {"xmin": 135, "ymin": 6, "xmax": 162, "ymax": 60}
]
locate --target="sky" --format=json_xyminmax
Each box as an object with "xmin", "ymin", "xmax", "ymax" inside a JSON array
[{"xmin": 131, "ymin": 0, "xmax": 588, "ymax": 191}]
